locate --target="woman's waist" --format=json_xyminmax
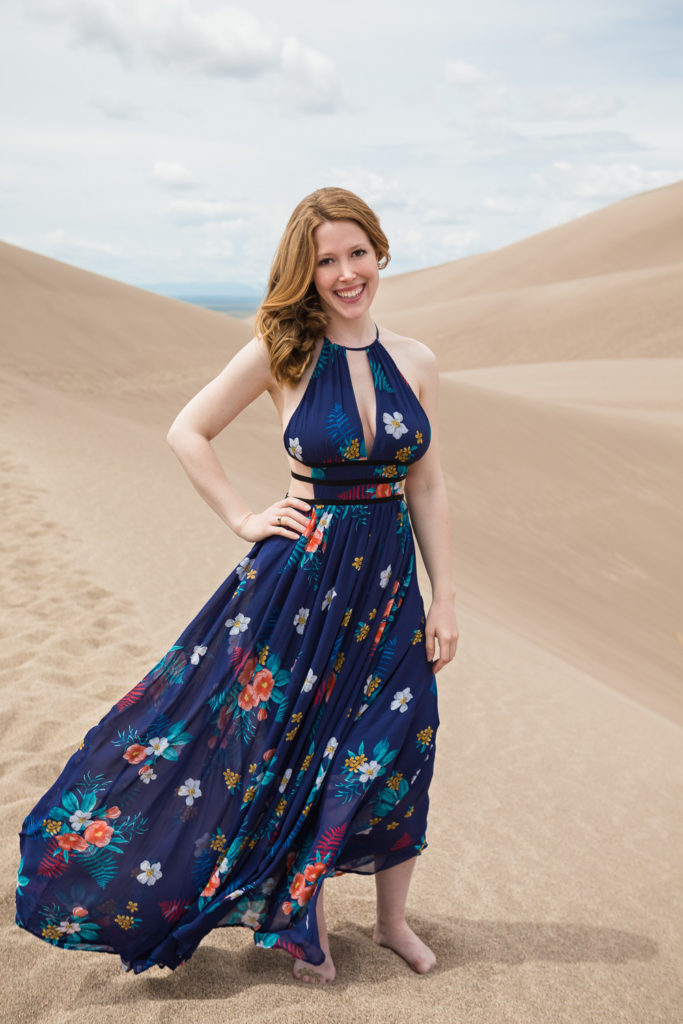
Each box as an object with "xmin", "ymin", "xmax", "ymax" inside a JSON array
[{"xmin": 287, "ymin": 461, "xmax": 407, "ymax": 505}]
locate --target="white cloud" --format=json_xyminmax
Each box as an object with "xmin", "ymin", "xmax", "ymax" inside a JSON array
[
  {"xmin": 152, "ymin": 161, "xmax": 196, "ymax": 189},
  {"xmin": 444, "ymin": 60, "xmax": 486, "ymax": 86},
  {"xmin": 532, "ymin": 161, "xmax": 680, "ymax": 200},
  {"xmin": 41, "ymin": 228, "xmax": 124, "ymax": 256},
  {"xmin": 168, "ymin": 198, "xmax": 245, "ymax": 224},
  {"xmin": 91, "ymin": 92, "xmax": 139, "ymax": 119},
  {"xmin": 25, "ymin": 0, "xmax": 342, "ymax": 110},
  {"xmin": 328, "ymin": 169, "xmax": 410, "ymax": 211}
]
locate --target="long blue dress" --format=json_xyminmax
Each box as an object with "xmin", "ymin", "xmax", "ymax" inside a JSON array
[{"xmin": 15, "ymin": 327, "xmax": 440, "ymax": 974}]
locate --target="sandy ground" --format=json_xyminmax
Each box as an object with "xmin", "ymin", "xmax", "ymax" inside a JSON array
[{"xmin": 2, "ymin": 180, "xmax": 682, "ymax": 1023}]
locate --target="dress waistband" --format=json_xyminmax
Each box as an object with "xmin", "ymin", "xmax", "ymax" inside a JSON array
[{"xmin": 287, "ymin": 466, "xmax": 407, "ymax": 505}]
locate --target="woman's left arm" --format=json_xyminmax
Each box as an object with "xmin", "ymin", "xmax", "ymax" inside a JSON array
[{"xmin": 404, "ymin": 341, "xmax": 459, "ymax": 673}]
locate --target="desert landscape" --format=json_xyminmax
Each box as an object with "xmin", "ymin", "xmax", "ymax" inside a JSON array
[{"xmin": 2, "ymin": 179, "xmax": 682, "ymax": 1023}]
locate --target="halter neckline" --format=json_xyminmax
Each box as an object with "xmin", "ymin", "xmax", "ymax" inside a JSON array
[{"xmin": 324, "ymin": 322, "xmax": 379, "ymax": 351}]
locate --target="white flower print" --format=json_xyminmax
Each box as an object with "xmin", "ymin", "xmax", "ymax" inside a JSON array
[
  {"xmin": 318, "ymin": 511, "xmax": 333, "ymax": 530},
  {"xmin": 236, "ymin": 556, "xmax": 255, "ymax": 581},
  {"xmin": 69, "ymin": 809, "xmax": 93, "ymax": 831},
  {"xmin": 241, "ymin": 907, "xmax": 262, "ymax": 928},
  {"xmin": 145, "ymin": 736, "xmax": 169, "ymax": 757},
  {"xmin": 137, "ymin": 859, "xmax": 163, "ymax": 885},
  {"xmin": 178, "ymin": 777, "xmax": 202, "ymax": 805},
  {"xmin": 324, "ymin": 737, "xmax": 338, "ymax": 759},
  {"xmin": 355, "ymin": 703, "xmax": 368, "ymax": 719},
  {"xmin": 190, "ymin": 645, "xmax": 207, "ymax": 665},
  {"xmin": 293, "ymin": 607, "xmax": 310, "ymax": 634},
  {"xmin": 288, "ymin": 437, "xmax": 303, "ymax": 460},
  {"xmin": 279, "ymin": 768, "xmax": 292, "ymax": 794},
  {"xmin": 391, "ymin": 687, "xmax": 413, "ymax": 713},
  {"xmin": 314, "ymin": 765, "xmax": 327, "ymax": 790},
  {"xmin": 58, "ymin": 920, "xmax": 81, "ymax": 934},
  {"xmin": 302, "ymin": 669, "xmax": 317, "ymax": 692},
  {"xmin": 384, "ymin": 410, "xmax": 408, "ymax": 439},
  {"xmin": 380, "ymin": 564, "xmax": 392, "ymax": 589},
  {"xmin": 358, "ymin": 760, "xmax": 381, "ymax": 783},
  {"xmin": 225, "ymin": 612, "xmax": 251, "ymax": 635},
  {"xmin": 139, "ymin": 765, "xmax": 157, "ymax": 784},
  {"xmin": 322, "ymin": 587, "xmax": 337, "ymax": 610}
]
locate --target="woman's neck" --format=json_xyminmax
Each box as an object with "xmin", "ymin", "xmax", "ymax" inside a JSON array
[{"xmin": 323, "ymin": 314, "xmax": 376, "ymax": 348}]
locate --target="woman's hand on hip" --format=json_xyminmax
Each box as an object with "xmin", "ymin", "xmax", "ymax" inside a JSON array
[{"xmin": 235, "ymin": 496, "xmax": 312, "ymax": 543}]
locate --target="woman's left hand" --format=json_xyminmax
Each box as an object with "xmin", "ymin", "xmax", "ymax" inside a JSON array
[{"xmin": 425, "ymin": 597, "xmax": 459, "ymax": 673}]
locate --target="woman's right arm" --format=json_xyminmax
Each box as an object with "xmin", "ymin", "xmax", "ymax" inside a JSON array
[{"xmin": 165, "ymin": 336, "xmax": 310, "ymax": 542}]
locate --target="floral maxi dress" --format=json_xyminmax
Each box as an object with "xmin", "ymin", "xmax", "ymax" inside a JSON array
[{"xmin": 15, "ymin": 330, "xmax": 440, "ymax": 974}]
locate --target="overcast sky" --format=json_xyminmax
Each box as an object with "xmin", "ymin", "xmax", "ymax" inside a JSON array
[{"xmin": 2, "ymin": 0, "xmax": 682, "ymax": 293}]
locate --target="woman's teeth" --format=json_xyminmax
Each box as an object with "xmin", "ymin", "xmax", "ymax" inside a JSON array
[{"xmin": 335, "ymin": 284, "xmax": 365, "ymax": 300}]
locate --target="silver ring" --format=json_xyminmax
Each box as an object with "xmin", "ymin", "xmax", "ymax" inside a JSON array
[{"xmin": 277, "ymin": 515, "xmax": 281, "ymax": 525}]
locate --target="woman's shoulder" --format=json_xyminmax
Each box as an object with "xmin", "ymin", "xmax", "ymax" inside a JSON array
[{"xmin": 378, "ymin": 326, "xmax": 438, "ymax": 377}]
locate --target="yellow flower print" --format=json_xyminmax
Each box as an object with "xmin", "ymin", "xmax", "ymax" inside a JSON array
[
  {"xmin": 248, "ymin": 837, "xmax": 258, "ymax": 849},
  {"xmin": 368, "ymin": 608, "xmax": 377, "ymax": 619},
  {"xmin": 276, "ymin": 797, "xmax": 287, "ymax": 816},
  {"xmin": 126, "ymin": 901, "xmax": 138, "ymax": 912},
  {"xmin": 355, "ymin": 622, "xmax": 369, "ymax": 641},
  {"xmin": 286, "ymin": 726, "xmax": 299, "ymax": 741},
  {"xmin": 344, "ymin": 754, "xmax": 366, "ymax": 772},
  {"xmin": 301, "ymin": 753, "xmax": 313, "ymax": 772},
  {"xmin": 210, "ymin": 834, "xmax": 227, "ymax": 852},
  {"xmin": 364, "ymin": 675, "xmax": 380, "ymax": 698},
  {"xmin": 78, "ymin": 738, "xmax": 85, "ymax": 750},
  {"xmin": 243, "ymin": 785, "xmax": 257, "ymax": 803},
  {"xmin": 333, "ymin": 652, "xmax": 345, "ymax": 673},
  {"xmin": 352, "ymin": 556, "xmax": 364, "ymax": 570},
  {"xmin": 387, "ymin": 772, "xmax": 404, "ymax": 791},
  {"xmin": 223, "ymin": 769, "xmax": 241, "ymax": 790},
  {"xmin": 42, "ymin": 924, "xmax": 61, "ymax": 940},
  {"xmin": 344, "ymin": 438, "xmax": 360, "ymax": 459},
  {"xmin": 380, "ymin": 464, "xmax": 398, "ymax": 477},
  {"xmin": 417, "ymin": 727, "xmax": 433, "ymax": 745},
  {"xmin": 259, "ymin": 646, "xmax": 269, "ymax": 665},
  {"xmin": 369, "ymin": 816, "xmax": 382, "ymax": 826},
  {"xmin": 415, "ymin": 430, "xmax": 423, "ymax": 444},
  {"xmin": 291, "ymin": 712, "xmax": 303, "ymax": 724},
  {"xmin": 412, "ymin": 629, "xmax": 424, "ymax": 645},
  {"xmin": 248, "ymin": 762, "xmax": 258, "ymax": 774},
  {"xmin": 342, "ymin": 607, "xmax": 353, "ymax": 627},
  {"xmin": 43, "ymin": 819, "xmax": 62, "ymax": 836},
  {"xmin": 115, "ymin": 914, "xmax": 135, "ymax": 930},
  {"xmin": 404, "ymin": 806, "xmax": 414, "ymax": 818},
  {"xmin": 386, "ymin": 821, "xmax": 399, "ymax": 830},
  {"xmin": 395, "ymin": 446, "xmax": 412, "ymax": 462}
]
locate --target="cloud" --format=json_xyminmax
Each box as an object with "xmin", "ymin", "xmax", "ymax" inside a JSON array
[
  {"xmin": 167, "ymin": 198, "xmax": 245, "ymax": 224},
  {"xmin": 152, "ymin": 161, "xmax": 196, "ymax": 189},
  {"xmin": 91, "ymin": 93, "xmax": 139, "ymax": 120},
  {"xmin": 42, "ymin": 228, "xmax": 124, "ymax": 256},
  {"xmin": 25, "ymin": 0, "xmax": 342, "ymax": 110},
  {"xmin": 328, "ymin": 169, "xmax": 410, "ymax": 211},
  {"xmin": 444, "ymin": 60, "xmax": 486, "ymax": 86},
  {"xmin": 531, "ymin": 161, "xmax": 681, "ymax": 200}
]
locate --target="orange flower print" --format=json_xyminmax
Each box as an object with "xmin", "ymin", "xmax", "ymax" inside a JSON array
[
  {"xmin": 257, "ymin": 706, "xmax": 268, "ymax": 721},
  {"xmin": 122, "ymin": 743, "xmax": 147, "ymax": 764},
  {"xmin": 56, "ymin": 832, "xmax": 88, "ymax": 852},
  {"xmin": 253, "ymin": 668, "xmax": 274, "ymax": 702},
  {"xmin": 303, "ymin": 862, "xmax": 326, "ymax": 884},
  {"xmin": 72, "ymin": 906, "xmax": 89, "ymax": 917},
  {"xmin": 200, "ymin": 867, "xmax": 220, "ymax": 898},
  {"xmin": 281, "ymin": 900, "xmax": 293, "ymax": 915},
  {"xmin": 83, "ymin": 820, "xmax": 114, "ymax": 847},
  {"xmin": 263, "ymin": 748, "xmax": 275, "ymax": 762},
  {"xmin": 238, "ymin": 684, "xmax": 259, "ymax": 711},
  {"xmin": 305, "ymin": 528, "xmax": 323, "ymax": 553},
  {"xmin": 289, "ymin": 872, "xmax": 314, "ymax": 905},
  {"xmin": 376, "ymin": 483, "xmax": 393, "ymax": 498},
  {"xmin": 302, "ymin": 508, "xmax": 317, "ymax": 539},
  {"xmin": 105, "ymin": 806, "xmax": 121, "ymax": 818},
  {"xmin": 238, "ymin": 655, "xmax": 258, "ymax": 687}
]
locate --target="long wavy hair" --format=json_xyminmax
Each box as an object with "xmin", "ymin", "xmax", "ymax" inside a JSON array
[{"xmin": 254, "ymin": 187, "xmax": 390, "ymax": 387}]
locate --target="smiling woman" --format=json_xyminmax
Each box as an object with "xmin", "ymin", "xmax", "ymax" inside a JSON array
[{"xmin": 15, "ymin": 185, "xmax": 459, "ymax": 987}]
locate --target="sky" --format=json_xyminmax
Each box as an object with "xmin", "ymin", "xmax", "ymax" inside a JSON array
[{"xmin": 2, "ymin": 0, "xmax": 682, "ymax": 295}]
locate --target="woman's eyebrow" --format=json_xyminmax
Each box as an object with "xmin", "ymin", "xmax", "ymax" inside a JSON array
[{"xmin": 316, "ymin": 242, "xmax": 367, "ymax": 257}]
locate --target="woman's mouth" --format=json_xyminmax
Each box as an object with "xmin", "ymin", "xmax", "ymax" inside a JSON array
[{"xmin": 334, "ymin": 283, "xmax": 366, "ymax": 303}]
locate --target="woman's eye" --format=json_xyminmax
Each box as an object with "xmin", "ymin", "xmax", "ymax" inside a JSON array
[{"xmin": 353, "ymin": 249, "xmax": 366, "ymax": 256}]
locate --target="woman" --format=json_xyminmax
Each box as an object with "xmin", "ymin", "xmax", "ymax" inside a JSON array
[{"xmin": 15, "ymin": 186, "xmax": 459, "ymax": 984}]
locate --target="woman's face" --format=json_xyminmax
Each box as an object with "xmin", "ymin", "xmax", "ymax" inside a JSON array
[{"xmin": 312, "ymin": 219, "xmax": 379, "ymax": 322}]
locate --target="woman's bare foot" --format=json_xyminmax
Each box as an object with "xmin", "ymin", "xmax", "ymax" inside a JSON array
[
  {"xmin": 292, "ymin": 950, "xmax": 336, "ymax": 984},
  {"xmin": 291, "ymin": 879, "xmax": 336, "ymax": 983},
  {"xmin": 373, "ymin": 920, "xmax": 436, "ymax": 974}
]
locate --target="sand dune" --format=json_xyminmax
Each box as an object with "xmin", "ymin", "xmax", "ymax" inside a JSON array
[{"xmin": 2, "ymin": 180, "xmax": 682, "ymax": 1023}]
